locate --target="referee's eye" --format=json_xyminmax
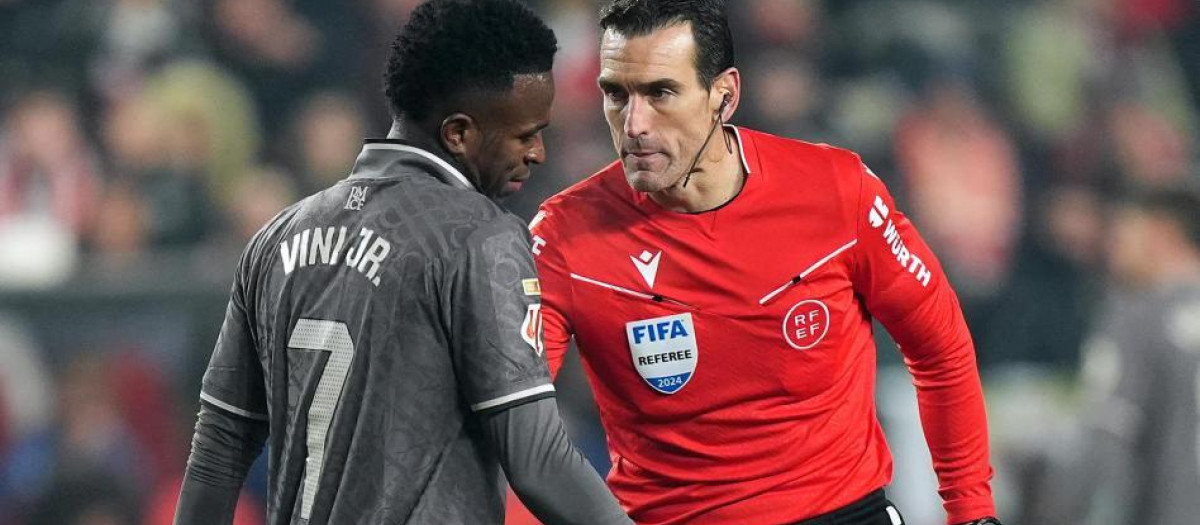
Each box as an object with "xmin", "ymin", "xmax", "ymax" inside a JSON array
[
  {"xmin": 603, "ymin": 88, "xmax": 628, "ymax": 105},
  {"xmin": 649, "ymin": 88, "xmax": 673, "ymax": 101}
]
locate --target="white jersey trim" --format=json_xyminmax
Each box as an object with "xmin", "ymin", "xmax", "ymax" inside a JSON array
[
  {"xmin": 725, "ymin": 125, "xmax": 752, "ymax": 174},
  {"xmin": 471, "ymin": 383, "xmax": 556, "ymax": 412},
  {"xmin": 362, "ymin": 143, "xmax": 476, "ymax": 190},
  {"xmin": 886, "ymin": 506, "xmax": 902, "ymax": 525},
  {"xmin": 200, "ymin": 391, "xmax": 269, "ymax": 421},
  {"xmin": 758, "ymin": 239, "xmax": 858, "ymax": 305},
  {"xmin": 570, "ymin": 273, "xmax": 658, "ymax": 301}
]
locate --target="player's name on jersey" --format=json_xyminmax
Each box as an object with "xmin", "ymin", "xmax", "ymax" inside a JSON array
[{"xmin": 279, "ymin": 226, "xmax": 392, "ymax": 287}]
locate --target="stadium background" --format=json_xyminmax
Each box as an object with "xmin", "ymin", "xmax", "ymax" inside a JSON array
[{"xmin": 0, "ymin": 0, "xmax": 1196, "ymax": 523}]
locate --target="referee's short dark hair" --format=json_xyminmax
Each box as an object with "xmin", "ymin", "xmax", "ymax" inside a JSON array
[
  {"xmin": 383, "ymin": 0, "xmax": 557, "ymax": 122},
  {"xmin": 599, "ymin": 0, "xmax": 734, "ymax": 89}
]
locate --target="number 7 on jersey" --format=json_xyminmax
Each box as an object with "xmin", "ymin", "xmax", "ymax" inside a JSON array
[{"xmin": 288, "ymin": 319, "xmax": 357, "ymax": 520}]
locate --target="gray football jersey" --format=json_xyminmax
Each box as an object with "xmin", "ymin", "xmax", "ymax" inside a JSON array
[{"xmin": 199, "ymin": 140, "xmax": 554, "ymax": 524}]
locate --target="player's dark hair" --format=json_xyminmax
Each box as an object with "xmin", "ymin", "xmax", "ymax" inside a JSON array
[
  {"xmin": 1126, "ymin": 185, "xmax": 1200, "ymax": 250},
  {"xmin": 383, "ymin": 0, "xmax": 558, "ymax": 122},
  {"xmin": 599, "ymin": 0, "xmax": 734, "ymax": 89}
]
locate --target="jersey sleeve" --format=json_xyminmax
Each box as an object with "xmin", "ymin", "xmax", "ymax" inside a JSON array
[
  {"xmin": 446, "ymin": 218, "xmax": 555, "ymax": 415},
  {"xmin": 529, "ymin": 207, "xmax": 573, "ymax": 379},
  {"xmin": 845, "ymin": 157, "xmax": 996, "ymax": 524},
  {"xmin": 200, "ymin": 249, "xmax": 269, "ymax": 422}
]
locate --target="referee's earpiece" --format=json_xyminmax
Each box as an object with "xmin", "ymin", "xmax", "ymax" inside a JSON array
[
  {"xmin": 683, "ymin": 91, "xmax": 736, "ymax": 188},
  {"xmin": 718, "ymin": 93, "xmax": 733, "ymax": 153},
  {"xmin": 717, "ymin": 92, "xmax": 732, "ymax": 123}
]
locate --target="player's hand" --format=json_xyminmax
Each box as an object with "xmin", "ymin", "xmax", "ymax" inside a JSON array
[{"xmin": 956, "ymin": 518, "xmax": 1001, "ymax": 525}]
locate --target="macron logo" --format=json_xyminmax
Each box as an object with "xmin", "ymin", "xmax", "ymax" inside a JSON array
[
  {"xmin": 631, "ymin": 250, "xmax": 662, "ymax": 288},
  {"xmin": 868, "ymin": 195, "xmax": 889, "ymax": 228}
]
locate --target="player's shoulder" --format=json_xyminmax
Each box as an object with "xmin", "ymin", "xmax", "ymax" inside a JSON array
[
  {"xmin": 229, "ymin": 194, "xmax": 310, "ymax": 286},
  {"xmin": 244, "ymin": 196, "xmax": 309, "ymax": 256},
  {"xmin": 397, "ymin": 178, "xmax": 529, "ymax": 254},
  {"xmin": 535, "ymin": 161, "xmax": 629, "ymax": 232},
  {"xmin": 378, "ymin": 172, "xmax": 505, "ymax": 224},
  {"xmin": 363, "ymin": 174, "xmax": 520, "ymax": 247}
]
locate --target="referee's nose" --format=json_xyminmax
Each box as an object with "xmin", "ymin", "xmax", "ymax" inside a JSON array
[{"xmin": 623, "ymin": 96, "xmax": 652, "ymax": 139}]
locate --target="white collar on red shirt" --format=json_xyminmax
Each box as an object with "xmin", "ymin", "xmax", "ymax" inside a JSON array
[{"xmin": 725, "ymin": 125, "xmax": 752, "ymax": 175}]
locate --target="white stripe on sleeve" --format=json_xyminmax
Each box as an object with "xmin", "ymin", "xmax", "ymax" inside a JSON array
[
  {"xmin": 470, "ymin": 384, "xmax": 556, "ymax": 412},
  {"xmin": 200, "ymin": 391, "xmax": 269, "ymax": 421}
]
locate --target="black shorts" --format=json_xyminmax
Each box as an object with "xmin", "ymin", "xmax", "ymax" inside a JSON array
[{"xmin": 789, "ymin": 489, "xmax": 905, "ymax": 525}]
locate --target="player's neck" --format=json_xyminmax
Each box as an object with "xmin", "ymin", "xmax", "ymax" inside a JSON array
[
  {"xmin": 650, "ymin": 130, "xmax": 745, "ymax": 213},
  {"xmin": 386, "ymin": 120, "xmax": 466, "ymax": 174}
]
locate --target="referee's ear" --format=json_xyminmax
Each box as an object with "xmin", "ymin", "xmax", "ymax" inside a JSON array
[
  {"xmin": 440, "ymin": 112, "xmax": 477, "ymax": 156},
  {"xmin": 710, "ymin": 67, "xmax": 741, "ymax": 122}
]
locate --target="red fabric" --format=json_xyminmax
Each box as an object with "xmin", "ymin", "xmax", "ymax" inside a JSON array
[
  {"xmin": 505, "ymin": 489, "xmax": 543, "ymax": 525},
  {"xmin": 531, "ymin": 128, "xmax": 994, "ymax": 525}
]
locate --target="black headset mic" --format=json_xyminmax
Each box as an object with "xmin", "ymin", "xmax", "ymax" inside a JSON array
[{"xmin": 681, "ymin": 93, "xmax": 733, "ymax": 189}]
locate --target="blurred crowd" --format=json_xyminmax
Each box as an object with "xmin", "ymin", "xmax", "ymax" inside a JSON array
[{"xmin": 0, "ymin": 1, "xmax": 1197, "ymax": 524}]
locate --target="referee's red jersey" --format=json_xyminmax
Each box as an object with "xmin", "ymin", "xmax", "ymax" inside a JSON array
[{"xmin": 530, "ymin": 127, "xmax": 995, "ymax": 525}]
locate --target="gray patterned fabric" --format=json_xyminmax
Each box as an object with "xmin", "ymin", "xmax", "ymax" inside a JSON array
[{"xmin": 199, "ymin": 140, "xmax": 554, "ymax": 524}]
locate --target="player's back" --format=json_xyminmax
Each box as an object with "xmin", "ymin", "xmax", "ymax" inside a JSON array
[{"xmin": 219, "ymin": 141, "xmax": 542, "ymax": 524}]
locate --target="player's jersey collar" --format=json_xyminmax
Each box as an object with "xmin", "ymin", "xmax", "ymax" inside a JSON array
[{"xmin": 350, "ymin": 139, "xmax": 477, "ymax": 191}]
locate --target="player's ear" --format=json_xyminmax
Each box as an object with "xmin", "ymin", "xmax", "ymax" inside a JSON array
[{"xmin": 439, "ymin": 113, "xmax": 477, "ymax": 155}]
